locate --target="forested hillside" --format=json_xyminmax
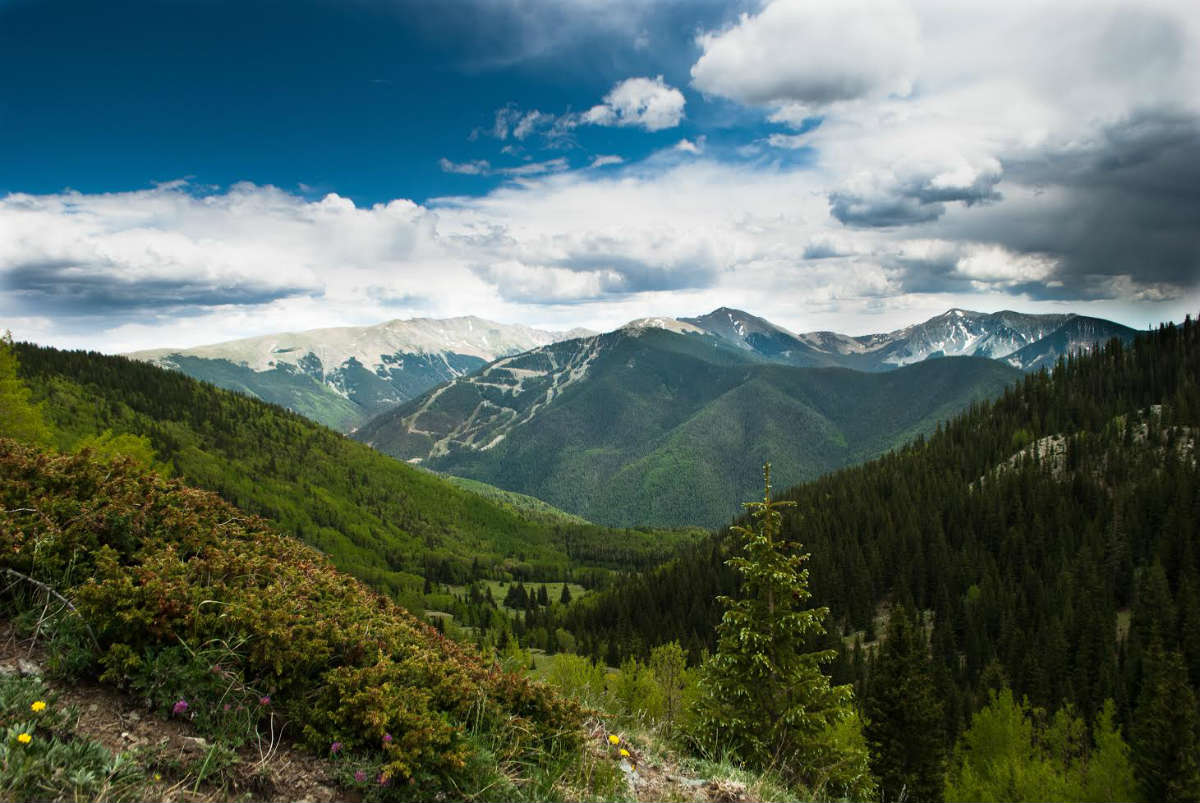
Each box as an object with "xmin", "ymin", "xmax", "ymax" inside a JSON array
[
  {"xmin": 359, "ymin": 325, "xmax": 1022, "ymax": 527},
  {"xmin": 12, "ymin": 343, "xmax": 697, "ymax": 600},
  {"xmin": 564, "ymin": 318, "xmax": 1200, "ymax": 740}
]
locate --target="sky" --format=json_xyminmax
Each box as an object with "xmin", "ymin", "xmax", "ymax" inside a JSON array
[{"xmin": 1, "ymin": 0, "xmax": 1198, "ymax": 352}]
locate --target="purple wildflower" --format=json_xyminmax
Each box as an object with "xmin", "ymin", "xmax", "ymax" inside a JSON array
[
  {"xmin": 259, "ymin": 695, "xmax": 271, "ymax": 706},
  {"xmin": 354, "ymin": 770, "xmax": 367, "ymax": 784},
  {"xmin": 383, "ymin": 732, "xmax": 392, "ymax": 744},
  {"xmin": 330, "ymin": 741, "xmax": 343, "ymax": 755},
  {"xmin": 172, "ymin": 699, "xmax": 189, "ymax": 715}
]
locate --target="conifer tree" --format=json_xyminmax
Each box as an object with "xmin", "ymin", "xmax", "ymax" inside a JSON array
[
  {"xmin": 1131, "ymin": 645, "xmax": 1200, "ymax": 802},
  {"xmin": 864, "ymin": 604, "xmax": 948, "ymax": 802},
  {"xmin": 693, "ymin": 465, "xmax": 862, "ymax": 792}
]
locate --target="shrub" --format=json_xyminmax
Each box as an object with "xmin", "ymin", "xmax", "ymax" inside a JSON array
[{"xmin": 0, "ymin": 438, "xmax": 584, "ymax": 796}]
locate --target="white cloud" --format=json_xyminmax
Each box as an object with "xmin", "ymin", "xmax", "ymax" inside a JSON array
[
  {"xmin": 580, "ymin": 76, "xmax": 686, "ymax": 131},
  {"xmin": 438, "ymin": 157, "xmax": 569, "ymax": 178},
  {"xmin": 495, "ymin": 158, "xmax": 571, "ymax": 177},
  {"xmin": 691, "ymin": 0, "xmax": 920, "ymax": 111},
  {"xmin": 439, "ymin": 158, "xmax": 492, "ymax": 175},
  {"xmin": 674, "ymin": 137, "xmax": 705, "ymax": 154},
  {"xmin": 6, "ymin": 0, "xmax": 1200, "ymax": 352},
  {"xmin": 589, "ymin": 155, "xmax": 625, "ymax": 168}
]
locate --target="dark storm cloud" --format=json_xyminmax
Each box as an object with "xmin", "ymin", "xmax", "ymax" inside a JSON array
[
  {"xmin": 952, "ymin": 111, "xmax": 1200, "ymax": 298},
  {"xmin": 0, "ymin": 260, "xmax": 315, "ymax": 317},
  {"xmin": 829, "ymin": 170, "xmax": 1002, "ymax": 228}
]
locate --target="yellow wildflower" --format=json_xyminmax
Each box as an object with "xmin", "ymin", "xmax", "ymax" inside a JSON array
[
  {"xmin": 17, "ymin": 732, "xmax": 32, "ymax": 744},
  {"xmin": 608, "ymin": 733, "xmax": 620, "ymax": 745},
  {"xmin": 31, "ymin": 700, "xmax": 46, "ymax": 713},
  {"xmin": 619, "ymin": 748, "xmax": 630, "ymax": 757}
]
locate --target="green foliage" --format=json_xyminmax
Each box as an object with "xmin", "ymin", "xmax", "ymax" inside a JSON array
[
  {"xmin": 864, "ymin": 604, "xmax": 948, "ymax": 803},
  {"xmin": 649, "ymin": 641, "xmax": 688, "ymax": 738},
  {"xmin": 1131, "ymin": 646, "xmax": 1200, "ymax": 802},
  {"xmin": 0, "ymin": 675, "xmax": 145, "ymax": 802},
  {"xmin": 692, "ymin": 465, "xmax": 868, "ymax": 797},
  {"xmin": 545, "ymin": 654, "xmax": 607, "ymax": 711},
  {"xmin": 0, "ymin": 439, "xmax": 585, "ymax": 795},
  {"xmin": 608, "ymin": 656, "xmax": 659, "ymax": 724},
  {"xmin": 73, "ymin": 428, "xmax": 166, "ymax": 473},
  {"xmin": 0, "ymin": 333, "xmax": 51, "ymax": 445},
  {"xmin": 945, "ymin": 690, "xmax": 1137, "ymax": 802}
]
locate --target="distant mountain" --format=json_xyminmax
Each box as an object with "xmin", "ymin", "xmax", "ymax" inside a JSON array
[
  {"xmin": 681, "ymin": 307, "xmax": 1113, "ymax": 371},
  {"xmin": 355, "ymin": 324, "xmax": 1022, "ymax": 527},
  {"xmin": 680, "ymin": 307, "xmax": 840, "ymax": 367},
  {"xmin": 1003, "ymin": 315, "xmax": 1141, "ymax": 371},
  {"xmin": 127, "ymin": 317, "xmax": 593, "ymax": 432}
]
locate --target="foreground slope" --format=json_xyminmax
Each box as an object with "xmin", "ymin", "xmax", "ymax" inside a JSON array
[
  {"xmin": 358, "ymin": 325, "xmax": 1022, "ymax": 527},
  {"xmin": 128, "ymin": 316, "xmax": 592, "ymax": 432},
  {"xmin": 0, "ymin": 439, "xmax": 586, "ymax": 797},
  {"xmin": 14, "ymin": 343, "xmax": 694, "ymax": 596}
]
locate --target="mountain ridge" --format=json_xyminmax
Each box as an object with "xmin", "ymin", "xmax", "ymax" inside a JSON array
[
  {"xmin": 127, "ymin": 316, "xmax": 594, "ymax": 431},
  {"xmin": 356, "ymin": 325, "xmax": 1024, "ymax": 527}
]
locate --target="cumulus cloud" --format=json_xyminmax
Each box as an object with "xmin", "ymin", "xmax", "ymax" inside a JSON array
[
  {"xmin": 581, "ymin": 76, "xmax": 686, "ymax": 131},
  {"xmin": 481, "ymin": 75, "xmax": 685, "ymax": 155},
  {"xmin": 691, "ymin": 0, "xmax": 920, "ymax": 110}
]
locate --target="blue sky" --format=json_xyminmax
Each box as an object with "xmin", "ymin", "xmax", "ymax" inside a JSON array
[
  {"xmin": 0, "ymin": 0, "xmax": 751, "ymax": 203},
  {"xmin": 1, "ymin": 0, "xmax": 1198, "ymax": 351}
]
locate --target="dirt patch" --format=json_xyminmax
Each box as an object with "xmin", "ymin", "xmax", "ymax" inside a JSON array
[
  {"xmin": 0, "ymin": 621, "xmax": 345, "ymax": 803},
  {"xmin": 584, "ymin": 720, "xmax": 759, "ymax": 803}
]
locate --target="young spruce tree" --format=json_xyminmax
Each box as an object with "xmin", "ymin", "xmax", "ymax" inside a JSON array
[{"xmin": 694, "ymin": 465, "xmax": 867, "ymax": 794}]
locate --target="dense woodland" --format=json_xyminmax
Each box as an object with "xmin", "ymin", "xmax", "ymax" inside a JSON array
[{"xmin": 556, "ymin": 318, "xmax": 1199, "ymax": 779}]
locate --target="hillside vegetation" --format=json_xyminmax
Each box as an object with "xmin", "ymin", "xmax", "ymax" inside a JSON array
[
  {"xmin": 0, "ymin": 438, "xmax": 597, "ymax": 800},
  {"xmin": 13, "ymin": 344, "xmax": 697, "ymax": 599}
]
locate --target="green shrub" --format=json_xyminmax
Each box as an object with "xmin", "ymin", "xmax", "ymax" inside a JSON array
[{"xmin": 0, "ymin": 439, "xmax": 584, "ymax": 796}]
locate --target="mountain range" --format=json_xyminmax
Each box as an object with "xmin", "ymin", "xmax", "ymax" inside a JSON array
[
  {"xmin": 128, "ymin": 317, "xmax": 592, "ymax": 431},
  {"xmin": 679, "ymin": 307, "xmax": 1137, "ymax": 372},
  {"xmin": 128, "ymin": 308, "xmax": 1138, "ymax": 434},
  {"xmin": 355, "ymin": 322, "xmax": 1025, "ymax": 527}
]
